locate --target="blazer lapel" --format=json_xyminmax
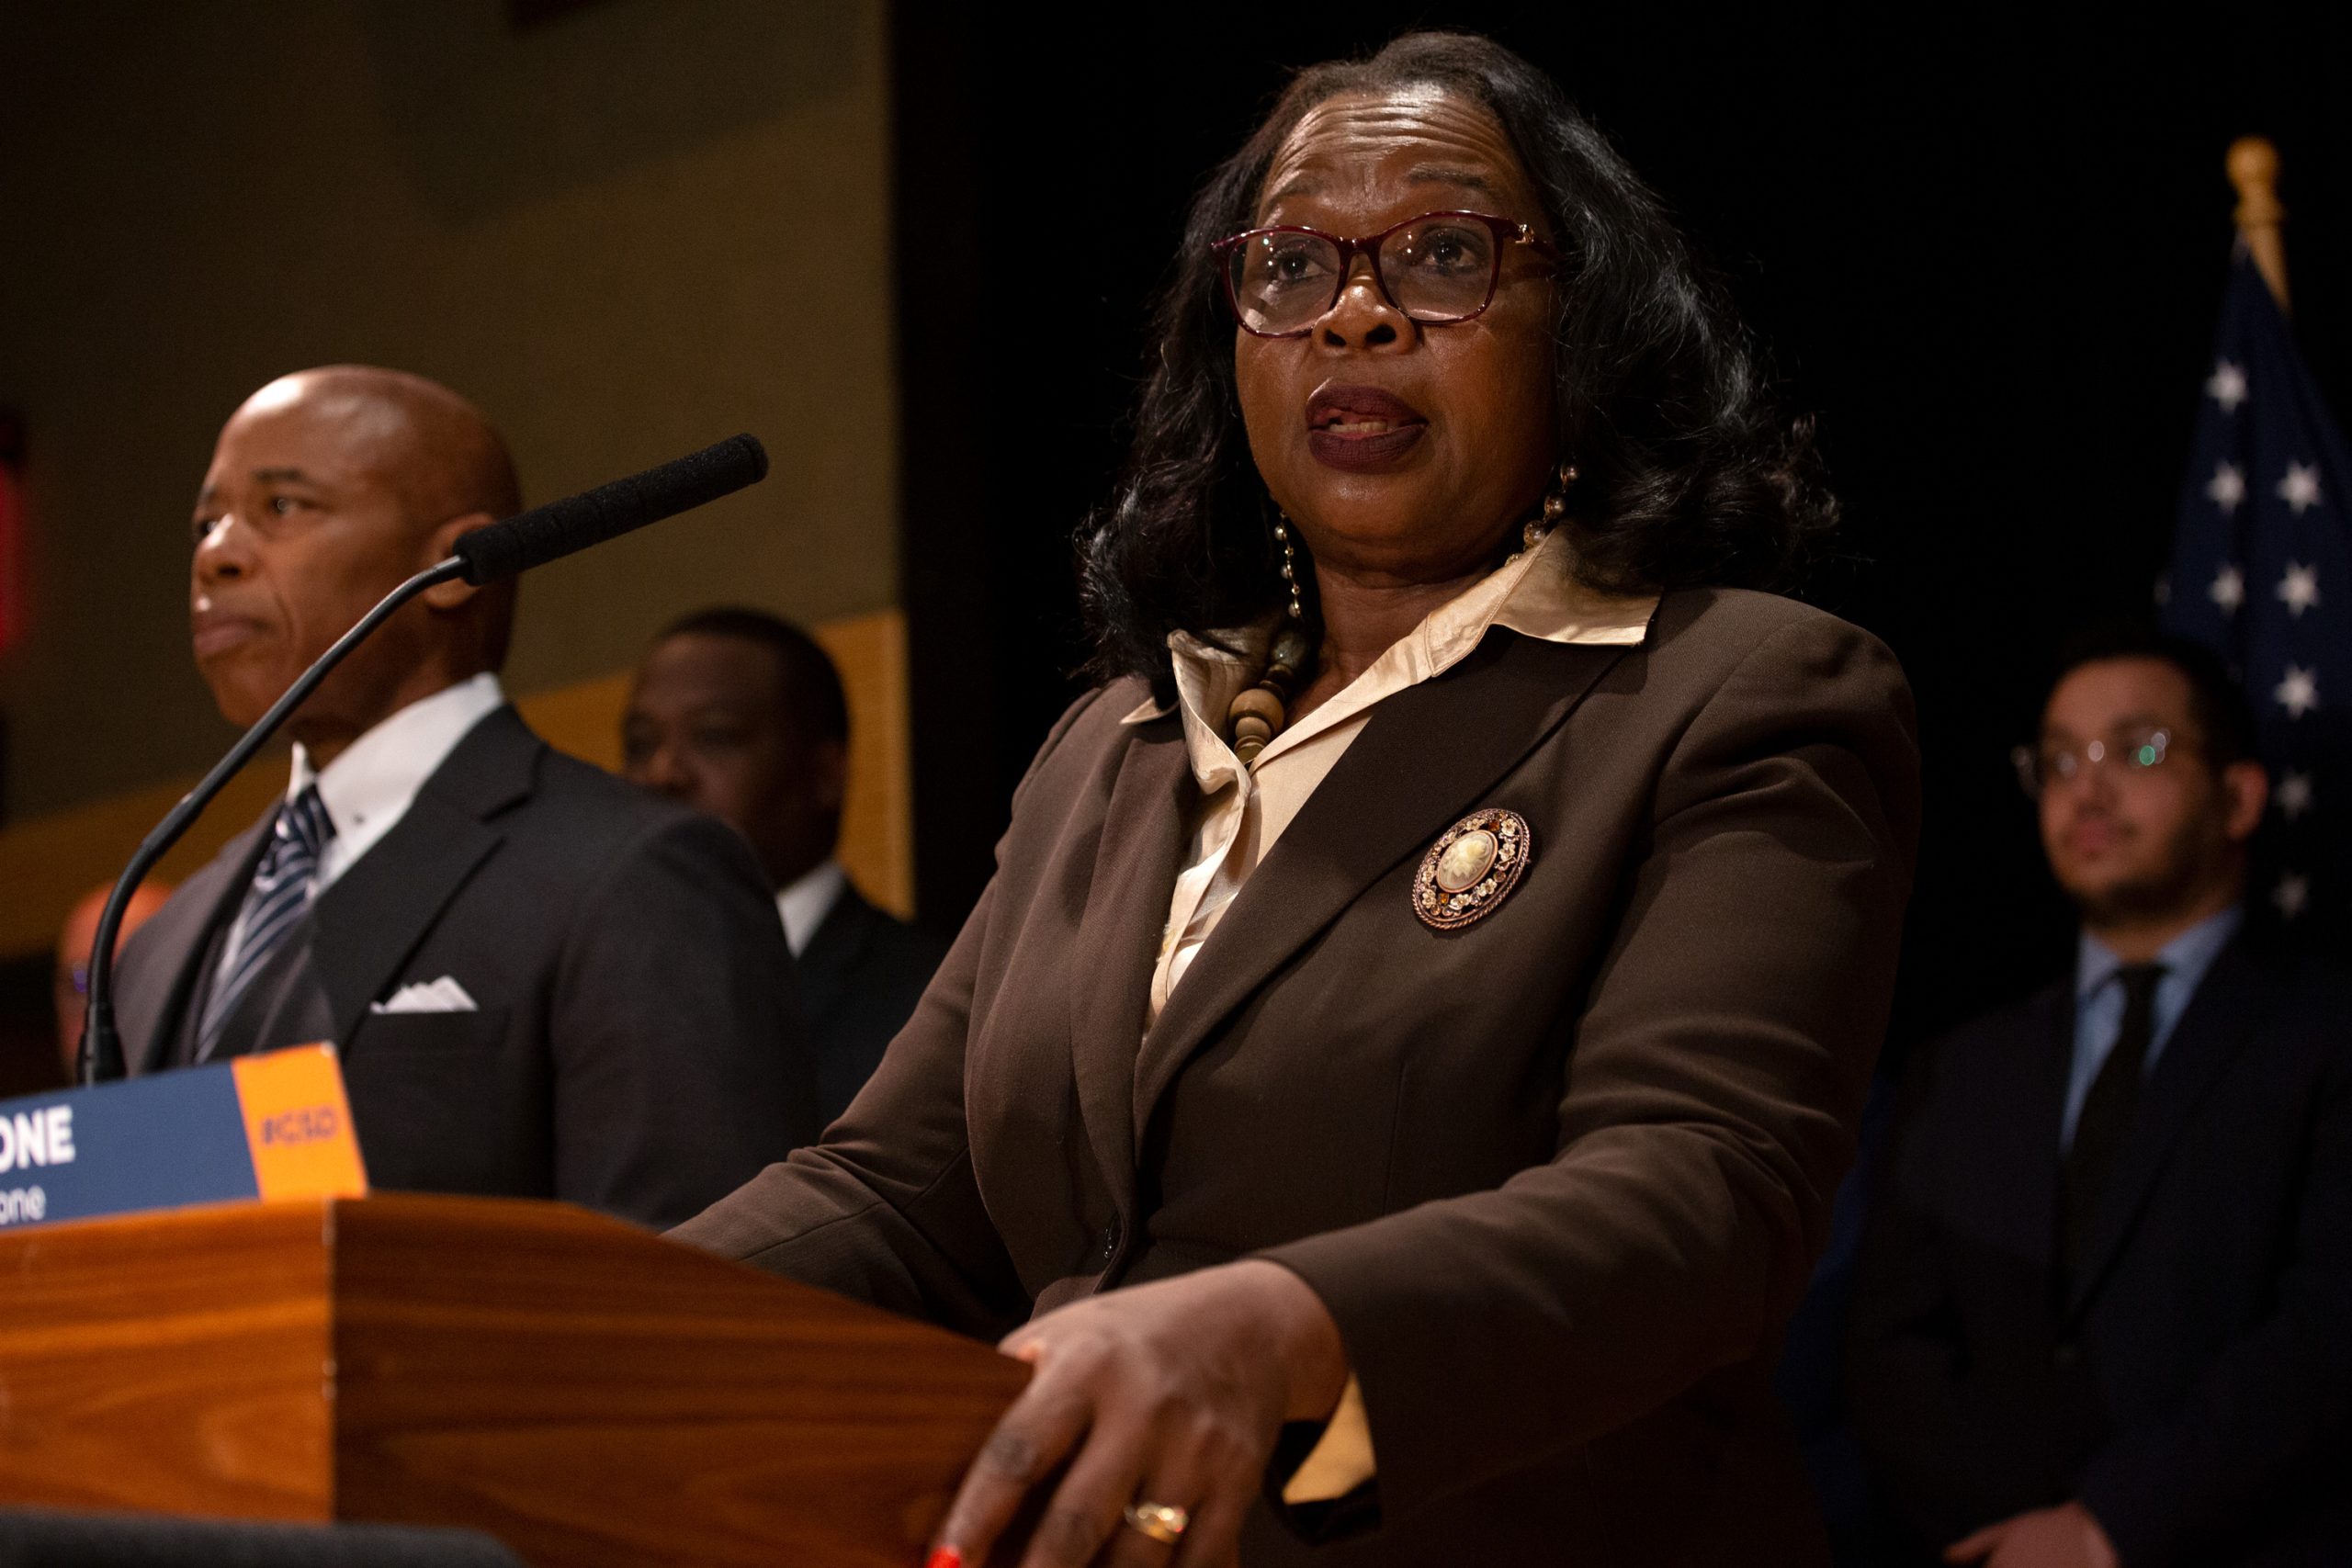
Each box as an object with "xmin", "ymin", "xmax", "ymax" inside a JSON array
[
  {"xmin": 1069, "ymin": 714, "xmax": 1193, "ymax": 1208},
  {"xmin": 2066, "ymin": 938, "xmax": 2268, "ymax": 1314},
  {"xmin": 124, "ymin": 818, "xmax": 273, "ymax": 1077},
  {"xmin": 1133, "ymin": 632, "xmax": 1634, "ymax": 1143},
  {"xmin": 310, "ymin": 706, "xmax": 537, "ymax": 1047}
]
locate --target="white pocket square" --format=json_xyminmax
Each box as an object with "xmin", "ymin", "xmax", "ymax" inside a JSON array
[{"xmin": 370, "ymin": 976, "xmax": 480, "ymax": 1015}]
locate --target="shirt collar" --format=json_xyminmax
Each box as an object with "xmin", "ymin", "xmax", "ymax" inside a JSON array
[
  {"xmin": 1122, "ymin": 526, "xmax": 1658, "ymax": 727},
  {"xmin": 290, "ymin": 672, "xmax": 505, "ymax": 840},
  {"xmin": 775, "ymin": 858, "xmax": 848, "ymax": 957},
  {"xmin": 2075, "ymin": 903, "xmax": 2245, "ymax": 1001}
]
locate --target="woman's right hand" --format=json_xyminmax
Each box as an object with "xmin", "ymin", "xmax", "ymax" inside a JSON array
[{"xmin": 927, "ymin": 1258, "xmax": 1350, "ymax": 1568}]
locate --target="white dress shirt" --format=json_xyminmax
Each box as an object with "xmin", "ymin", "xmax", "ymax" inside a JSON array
[
  {"xmin": 775, "ymin": 858, "xmax": 849, "ymax": 958},
  {"xmin": 291, "ymin": 672, "xmax": 507, "ymax": 891},
  {"xmin": 210, "ymin": 674, "xmax": 506, "ymax": 995}
]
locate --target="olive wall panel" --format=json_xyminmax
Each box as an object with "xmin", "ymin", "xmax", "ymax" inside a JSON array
[{"xmin": 0, "ymin": 0, "xmax": 897, "ymax": 820}]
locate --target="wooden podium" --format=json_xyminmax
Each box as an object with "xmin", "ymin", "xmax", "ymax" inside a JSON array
[{"xmin": 0, "ymin": 1195, "xmax": 1031, "ymax": 1566}]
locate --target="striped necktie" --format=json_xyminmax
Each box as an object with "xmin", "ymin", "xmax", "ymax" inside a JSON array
[{"xmin": 195, "ymin": 785, "xmax": 335, "ymax": 1063}]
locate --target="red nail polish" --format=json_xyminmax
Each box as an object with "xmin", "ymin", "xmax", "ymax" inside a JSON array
[{"xmin": 924, "ymin": 1550, "xmax": 964, "ymax": 1568}]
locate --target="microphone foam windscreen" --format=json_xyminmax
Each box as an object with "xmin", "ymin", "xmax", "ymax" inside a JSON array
[{"xmin": 454, "ymin": 434, "xmax": 768, "ymax": 585}]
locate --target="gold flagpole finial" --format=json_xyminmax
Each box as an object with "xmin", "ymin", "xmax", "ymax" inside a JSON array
[{"xmin": 2227, "ymin": 136, "xmax": 2290, "ymax": 312}]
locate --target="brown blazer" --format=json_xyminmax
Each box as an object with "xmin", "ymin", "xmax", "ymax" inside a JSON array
[{"xmin": 674, "ymin": 587, "xmax": 1920, "ymax": 1565}]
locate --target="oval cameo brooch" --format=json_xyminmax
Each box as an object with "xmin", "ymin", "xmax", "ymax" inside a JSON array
[{"xmin": 1413, "ymin": 808, "xmax": 1533, "ymax": 931}]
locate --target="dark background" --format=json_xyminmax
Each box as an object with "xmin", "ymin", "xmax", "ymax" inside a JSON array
[{"xmin": 895, "ymin": 6, "xmax": 2352, "ymax": 1059}]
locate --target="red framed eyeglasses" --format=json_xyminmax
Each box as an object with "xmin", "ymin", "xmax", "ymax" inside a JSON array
[{"xmin": 1213, "ymin": 209, "xmax": 1559, "ymax": 337}]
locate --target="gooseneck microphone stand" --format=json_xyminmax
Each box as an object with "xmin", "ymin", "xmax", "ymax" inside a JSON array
[
  {"xmin": 75, "ymin": 431, "xmax": 769, "ymax": 1086},
  {"xmin": 77, "ymin": 556, "xmax": 468, "ymax": 1084}
]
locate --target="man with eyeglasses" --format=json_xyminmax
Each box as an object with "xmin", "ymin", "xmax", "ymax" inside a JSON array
[{"xmin": 1848, "ymin": 628, "xmax": 2352, "ymax": 1568}]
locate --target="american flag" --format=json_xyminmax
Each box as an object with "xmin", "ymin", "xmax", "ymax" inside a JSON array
[{"xmin": 2163, "ymin": 252, "xmax": 2352, "ymax": 933}]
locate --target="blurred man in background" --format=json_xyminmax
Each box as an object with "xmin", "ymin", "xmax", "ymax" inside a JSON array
[
  {"xmin": 624, "ymin": 607, "xmax": 944, "ymax": 1123},
  {"xmin": 53, "ymin": 880, "xmax": 172, "ymax": 1081},
  {"xmin": 113, "ymin": 367, "xmax": 817, "ymax": 1227},
  {"xmin": 1849, "ymin": 629, "xmax": 2351, "ymax": 1568}
]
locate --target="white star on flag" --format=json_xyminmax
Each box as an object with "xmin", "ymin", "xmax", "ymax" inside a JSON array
[
  {"xmin": 2207, "ymin": 360, "xmax": 2249, "ymax": 412},
  {"xmin": 2273, "ymin": 872, "xmax": 2311, "ymax": 921},
  {"xmin": 2278, "ymin": 562, "xmax": 2322, "ymax": 617},
  {"xmin": 2278, "ymin": 461, "xmax": 2323, "ymax": 514},
  {"xmin": 2277, "ymin": 664, "xmax": 2321, "ymax": 718},
  {"xmin": 2210, "ymin": 564, "xmax": 2245, "ymax": 612},
  {"xmin": 2277, "ymin": 770, "xmax": 2315, "ymax": 821},
  {"xmin": 2207, "ymin": 462, "xmax": 2245, "ymax": 513}
]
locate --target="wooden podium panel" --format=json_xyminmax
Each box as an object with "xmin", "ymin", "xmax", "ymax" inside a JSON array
[
  {"xmin": 0, "ymin": 1201, "xmax": 336, "ymax": 1519},
  {"xmin": 0, "ymin": 1196, "xmax": 1030, "ymax": 1566}
]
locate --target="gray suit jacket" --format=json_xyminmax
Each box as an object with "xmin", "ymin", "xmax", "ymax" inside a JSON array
[
  {"xmin": 116, "ymin": 705, "xmax": 819, "ymax": 1229},
  {"xmin": 675, "ymin": 588, "xmax": 1920, "ymax": 1563}
]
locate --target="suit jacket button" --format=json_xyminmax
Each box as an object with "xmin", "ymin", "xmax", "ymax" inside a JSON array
[
  {"xmin": 2052, "ymin": 1340, "xmax": 2082, "ymax": 1369},
  {"xmin": 1100, "ymin": 1219, "xmax": 1121, "ymax": 1259}
]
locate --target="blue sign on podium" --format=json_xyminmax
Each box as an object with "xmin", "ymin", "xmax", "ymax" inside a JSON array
[{"xmin": 0, "ymin": 1044, "xmax": 367, "ymax": 1231}]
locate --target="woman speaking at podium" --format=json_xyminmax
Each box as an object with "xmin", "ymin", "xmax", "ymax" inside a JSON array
[{"xmin": 678, "ymin": 31, "xmax": 1917, "ymax": 1567}]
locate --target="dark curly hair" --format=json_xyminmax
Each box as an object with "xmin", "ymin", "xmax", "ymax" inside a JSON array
[{"xmin": 1079, "ymin": 30, "xmax": 1837, "ymax": 690}]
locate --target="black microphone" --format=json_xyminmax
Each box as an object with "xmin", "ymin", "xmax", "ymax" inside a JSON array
[
  {"xmin": 452, "ymin": 433, "xmax": 767, "ymax": 585},
  {"xmin": 78, "ymin": 434, "xmax": 770, "ymax": 1083}
]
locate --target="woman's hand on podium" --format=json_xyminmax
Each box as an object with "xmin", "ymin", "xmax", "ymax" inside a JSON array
[{"xmin": 926, "ymin": 1258, "xmax": 1349, "ymax": 1567}]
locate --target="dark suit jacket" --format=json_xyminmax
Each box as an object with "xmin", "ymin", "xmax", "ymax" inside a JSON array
[
  {"xmin": 1847, "ymin": 938, "xmax": 2352, "ymax": 1567},
  {"xmin": 674, "ymin": 589, "xmax": 1920, "ymax": 1564},
  {"xmin": 797, "ymin": 883, "xmax": 949, "ymax": 1127},
  {"xmin": 115, "ymin": 705, "xmax": 820, "ymax": 1229}
]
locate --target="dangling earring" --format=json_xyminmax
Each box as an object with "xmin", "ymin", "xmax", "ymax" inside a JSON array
[
  {"xmin": 1273, "ymin": 513, "xmax": 1305, "ymax": 622},
  {"xmin": 1228, "ymin": 515, "xmax": 1316, "ymax": 764},
  {"xmin": 1523, "ymin": 460, "xmax": 1577, "ymax": 551}
]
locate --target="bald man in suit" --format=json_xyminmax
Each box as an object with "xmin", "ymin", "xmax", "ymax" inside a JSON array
[{"xmin": 113, "ymin": 367, "xmax": 818, "ymax": 1226}]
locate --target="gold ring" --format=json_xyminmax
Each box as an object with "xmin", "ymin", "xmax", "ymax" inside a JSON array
[{"xmin": 1121, "ymin": 1501, "xmax": 1190, "ymax": 1545}]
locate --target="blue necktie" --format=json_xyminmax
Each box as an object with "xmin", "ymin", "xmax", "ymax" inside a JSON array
[{"xmin": 196, "ymin": 785, "xmax": 335, "ymax": 1062}]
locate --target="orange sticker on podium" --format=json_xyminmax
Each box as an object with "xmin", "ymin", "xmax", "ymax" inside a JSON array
[{"xmin": 230, "ymin": 1044, "xmax": 368, "ymax": 1201}]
